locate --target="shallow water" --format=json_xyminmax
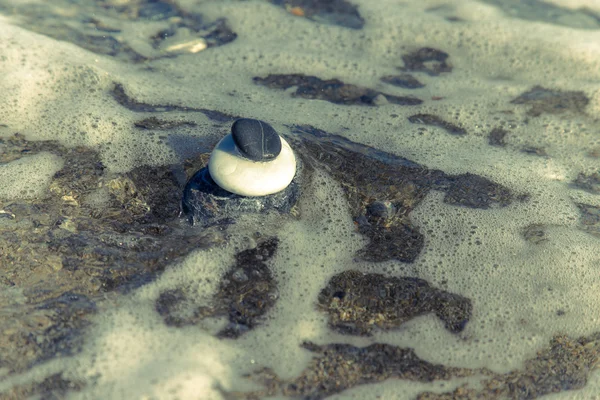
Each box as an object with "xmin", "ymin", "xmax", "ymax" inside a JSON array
[{"xmin": 1, "ymin": 0, "xmax": 600, "ymax": 399}]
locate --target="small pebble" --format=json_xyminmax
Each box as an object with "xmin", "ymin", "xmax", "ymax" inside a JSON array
[{"xmin": 231, "ymin": 118, "xmax": 282, "ymax": 161}]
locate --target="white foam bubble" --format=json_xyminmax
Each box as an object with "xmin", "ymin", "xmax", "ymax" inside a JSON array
[{"xmin": 0, "ymin": 152, "xmax": 63, "ymax": 200}]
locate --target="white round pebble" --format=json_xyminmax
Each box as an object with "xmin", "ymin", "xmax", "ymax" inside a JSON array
[{"xmin": 208, "ymin": 133, "xmax": 296, "ymax": 196}]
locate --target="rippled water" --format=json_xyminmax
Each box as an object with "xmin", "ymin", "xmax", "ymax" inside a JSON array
[{"xmin": 1, "ymin": 1, "xmax": 600, "ymax": 399}]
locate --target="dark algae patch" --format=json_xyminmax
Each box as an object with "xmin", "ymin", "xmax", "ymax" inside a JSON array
[
  {"xmin": 111, "ymin": 83, "xmax": 239, "ymax": 122},
  {"xmin": 401, "ymin": 48, "xmax": 452, "ymax": 76},
  {"xmin": 1, "ymin": 292, "xmax": 96, "ymax": 378},
  {"xmin": 156, "ymin": 238, "xmax": 280, "ymax": 338},
  {"xmin": 235, "ymin": 341, "xmax": 475, "ymax": 400},
  {"xmin": 576, "ymin": 203, "xmax": 600, "ymax": 238},
  {"xmin": 443, "ymin": 173, "xmax": 513, "ymax": 208},
  {"xmin": 573, "ymin": 171, "xmax": 600, "ymax": 194},
  {"xmin": 134, "ymin": 116, "xmax": 197, "ymax": 130},
  {"xmin": 317, "ymin": 270, "xmax": 472, "ymax": 335},
  {"xmin": 0, "ymin": 134, "xmax": 224, "ymax": 373},
  {"xmin": 523, "ymin": 224, "xmax": 549, "ymax": 245},
  {"xmin": 254, "ymin": 74, "xmax": 423, "ymax": 106},
  {"xmin": 290, "ymin": 124, "xmax": 515, "ymax": 262},
  {"xmin": 380, "ymin": 73, "xmax": 425, "ymax": 89},
  {"xmin": 0, "ymin": 373, "xmax": 84, "ymax": 400},
  {"xmin": 229, "ymin": 333, "xmax": 600, "ymax": 400},
  {"xmin": 510, "ymin": 86, "xmax": 590, "ymax": 117},
  {"xmin": 488, "ymin": 127, "xmax": 509, "ymax": 146},
  {"xmin": 408, "ymin": 113, "xmax": 467, "ymax": 136},
  {"xmin": 521, "ymin": 146, "xmax": 548, "ymax": 157},
  {"xmin": 418, "ymin": 334, "xmax": 600, "ymax": 400}
]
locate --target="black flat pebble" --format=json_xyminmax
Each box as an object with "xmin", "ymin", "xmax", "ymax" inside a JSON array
[{"xmin": 231, "ymin": 118, "xmax": 282, "ymax": 161}]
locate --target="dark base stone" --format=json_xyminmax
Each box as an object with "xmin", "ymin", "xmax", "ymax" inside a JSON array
[{"xmin": 181, "ymin": 162, "xmax": 302, "ymax": 226}]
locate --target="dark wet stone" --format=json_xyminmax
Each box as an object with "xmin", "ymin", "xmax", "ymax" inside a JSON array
[
  {"xmin": 488, "ymin": 127, "xmax": 508, "ymax": 146},
  {"xmin": 510, "ymin": 86, "xmax": 589, "ymax": 117},
  {"xmin": 443, "ymin": 173, "xmax": 513, "ymax": 208},
  {"xmin": 254, "ymin": 74, "xmax": 423, "ymax": 106},
  {"xmin": 134, "ymin": 116, "xmax": 197, "ymax": 130},
  {"xmin": 418, "ymin": 334, "xmax": 600, "ymax": 400},
  {"xmin": 576, "ymin": 203, "xmax": 600, "ymax": 238},
  {"xmin": 380, "ymin": 73, "xmax": 425, "ymax": 89},
  {"xmin": 573, "ymin": 171, "xmax": 600, "ymax": 194},
  {"xmin": 290, "ymin": 124, "xmax": 516, "ymax": 263},
  {"xmin": 268, "ymin": 0, "xmax": 364, "ymax": 29},
  {"xmin": 366, "ymin": 200, "xmax": 395, "ymax": 219},
  {"xmin": 181, "ymin": 165, "xmax": 301, "ymax": 226},
  {"xmin": 231, "ymin": 119, "xmax": 282, "ymax": 161},
  {"xmin": 408, "ymin": 113, "xmax": 467, "ymax": 135},
  {"xmin": 155, "ymin": 238, "xmax": 279, "ymax": 338},
  {"xmin": 317, "ymin": 270, "xmax": 472, "ymax": 335},
  {"xmin": 111, "ymin": 83, "xmax": 239, "ymax": 122},
  {"xmin": 244, "ymin": 341, "xmax": 474, "ymax": 399},
  {"xmin": 401, "ymin": 47, "xmax": 452, "ymax": 76}
]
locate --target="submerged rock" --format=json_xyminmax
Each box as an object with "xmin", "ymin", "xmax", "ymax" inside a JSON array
[{"xmin": 181, "ymin": 166, "xmax": 301, "ymax": 226}]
